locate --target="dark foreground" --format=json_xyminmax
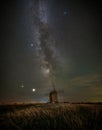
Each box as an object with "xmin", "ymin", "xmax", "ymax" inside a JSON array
[{"xmin": 0, "ymin": 103, "xmax": 102, "ymax": 130}]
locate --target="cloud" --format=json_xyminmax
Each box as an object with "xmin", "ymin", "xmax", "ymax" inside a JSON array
[{"xmin": 69, "ymin": 74, "xmax": 102, "ymax": 88}]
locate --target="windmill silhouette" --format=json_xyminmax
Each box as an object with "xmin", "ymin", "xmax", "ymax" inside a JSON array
[
  {"xmin": 49, "ymin": 64, "xmax": 58, "ymax": 103},
  {"xmin": 49, "ymin": 80, "xmax": 58, "ymax": 103}
]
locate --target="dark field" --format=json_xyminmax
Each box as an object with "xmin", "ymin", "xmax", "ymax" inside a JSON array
[{"xmin": 0, "ymin": 103, "xmax": 102, "ymax": 130}]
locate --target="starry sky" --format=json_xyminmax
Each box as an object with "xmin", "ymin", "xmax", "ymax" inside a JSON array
[{"xmin": 0, "ymin": 0, "xmax": 102, "ymax": 103}]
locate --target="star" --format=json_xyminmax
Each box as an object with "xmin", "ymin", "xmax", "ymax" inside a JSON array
[
  {"xmin": 20, "ymin": 84, "xmax": 24, "ymax": 88},
  {"xmin": 30, "ymin": 43, "xmax": 34, "ymax": 47},
  {"xmin": 64, "ymin": 11, "xmax": 68, "ymax": 16},
  {"xmin": 32, "ymin": 88, "xmax": 36, "ymax": 92}
]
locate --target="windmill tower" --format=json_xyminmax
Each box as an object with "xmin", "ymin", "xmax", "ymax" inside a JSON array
[{"xmin": 49, "ymin": 82, "xmax": 58, "ymax": 103}]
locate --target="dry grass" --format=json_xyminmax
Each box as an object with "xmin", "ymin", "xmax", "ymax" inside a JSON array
[{"xmin": 0, "ymin": 103, "xmax": 102, "ymax": 130}]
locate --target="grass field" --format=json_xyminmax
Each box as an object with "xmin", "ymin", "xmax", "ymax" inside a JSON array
[{"xmin": 0, "ymin": 103, "xmax": 102, "ymax": 130}]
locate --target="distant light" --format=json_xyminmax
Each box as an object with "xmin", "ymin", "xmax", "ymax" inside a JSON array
[{"xmin": 32, "ymin": 88, "xmax": 36, "ymax": 92}]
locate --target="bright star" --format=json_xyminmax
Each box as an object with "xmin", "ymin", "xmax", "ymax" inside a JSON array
[{"xmin": 32, "ymin": 88, "xmax": 36, "ymax": 92}]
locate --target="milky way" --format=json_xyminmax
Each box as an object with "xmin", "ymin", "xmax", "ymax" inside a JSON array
[{"xmin": 33, "ymin": 0, "xmax": 60, "ymax": 90}]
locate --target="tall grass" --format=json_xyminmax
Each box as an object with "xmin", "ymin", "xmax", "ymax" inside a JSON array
[{"xmin": 0, "ymin": 103, "xmax": 102, "ymax": 130}]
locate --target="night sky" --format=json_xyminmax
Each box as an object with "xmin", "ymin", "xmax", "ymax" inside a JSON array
[{"xmin": 0, "ymin": 0, "xmax": 102, "ymax": 103}]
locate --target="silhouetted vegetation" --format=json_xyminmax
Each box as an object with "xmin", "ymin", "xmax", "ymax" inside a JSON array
[{"xmin": 0, "ymin": 103, "xmax": 102, "ymax": 130}]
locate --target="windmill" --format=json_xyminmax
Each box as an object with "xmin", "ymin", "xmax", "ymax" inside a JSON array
[
  {"xmin": 48, "ymin": 63, "xmax": 58, "ymax": 103},
  {"xmin": 49, "ymin": 79, "xmax": 58, "ymax": 103}
]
